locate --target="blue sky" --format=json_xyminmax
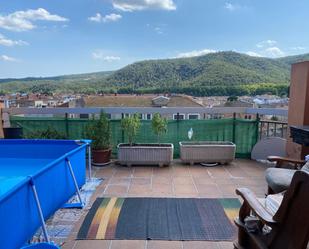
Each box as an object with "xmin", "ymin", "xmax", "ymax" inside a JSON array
[{"xmin": 0, "ymin": 0, "xmax": 309, "ymax": 78}]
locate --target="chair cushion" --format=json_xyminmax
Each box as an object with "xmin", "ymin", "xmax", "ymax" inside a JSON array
[
  {"xmin": 301, "ymin": 160, "xmax": 309, "ymax": 172},
  {"xmin": 265, "ymin": 168, "xmax": 295, "ymax": 193},
  {"xmin": 258, "ymin": 192, "xmax": 284, "ymax": 216}
]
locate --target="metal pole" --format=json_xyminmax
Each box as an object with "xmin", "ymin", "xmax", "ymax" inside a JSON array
[
  {"xmin": 65, "ymin": 113, "xmax": 69, "ymax": 138},
  {"xmin": 121, "ymin": 113, "xmax": 125, "ymax": 143},
  {"xmin": 29, "ymin": 178, "xmax": 50, "ymax": 243},
  {"xmin": 232, "ymin": 112, "xmax": 236, "ymax": 143},
  {"xmin": 88, "ymin": 144, "xmax": 92, "ymax": 180},
  {"xmin": 65, "ymin": 158, "xmax": 84, "ymax": 207},
  {"xmin": 256, "ymin": 113, "xmax": 260, "ymax": 141}
]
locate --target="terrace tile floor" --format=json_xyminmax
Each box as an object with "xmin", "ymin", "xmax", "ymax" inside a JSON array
[{"xmin": 62, "ymin": 159, "xmax": 269, "ymax": 249}]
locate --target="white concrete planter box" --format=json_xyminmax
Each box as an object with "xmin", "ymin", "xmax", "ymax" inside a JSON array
[
  {"xmin": 180, "ymin": 141, "xmax": 236, "ymax": 165},
  {"xmin": 117, "ymin": 143, "xmax": 174, "ymax": 167}
]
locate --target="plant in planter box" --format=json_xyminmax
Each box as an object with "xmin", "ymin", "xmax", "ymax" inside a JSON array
[
  {"xmin": 118, "ymin": 113, "xmax": 173, "ymax": 167},
  {"xmin": 152, "ymin": 113, "xmax": 167, "ymax": 143},
  {"xmin": 121, "ymin": 114, "xmax": 141, "ymax": 146},
  {"xmin": 85, "ymin": 112, "xmax": 112, "ymax": 165}
]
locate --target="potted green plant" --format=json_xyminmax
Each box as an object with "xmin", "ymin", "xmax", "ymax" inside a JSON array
[
  {"xmin": 120, "ymin": 113, "xmax": 141, "ymax": 146},
  {"xmin": 85, "ymin": 112, "xmax": 112, "ymax": 166},
  {"xmin": 117, "ymin": 113, "xmax": 173, "ymax": 167},
  {"xmin": 152, "ymin": 113, "xmax": 168, "ymax": 143}
]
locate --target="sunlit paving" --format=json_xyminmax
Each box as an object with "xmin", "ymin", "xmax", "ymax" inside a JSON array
[{"xmin": 1, "ymin": 1, "xmax": 309, "ymax": 249}]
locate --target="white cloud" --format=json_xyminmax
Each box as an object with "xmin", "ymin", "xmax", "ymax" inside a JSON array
[
  {"xmin": 154, "ymin": 27, "xmax": 163, "ymax": 34},
  {"xmin": 0, "ymin": 8, "xmax": 68, "ymax": 32},
  {"xmin": 291, "ymin": 46, "xmax": 306, "ymax": 51},
  {"xmin": 103, "ymin": 13, "xmax": 122, "ymax": 22},
  {"xmin": 256, "ymin": 40, "xmax": 277, "ymax": 48},
  {"xmin": 0, "ymin": 33, "xmax": 28, "ymax": 46},
  {"xmin": 92, "ymin": 51, "xmax": 120, "ymax": 61},
  {"xmin": 224, "ymin": 2, "xmax": 239, "ymax": 11},
  {"xmin": 112, "ymin": 0, "xmax": 176, "ymax": 12},
  {"xmin": 0, "ymin": 55, "xmax": 19, "ymax": 62},
  {"xmin": 88, "ymin": 13, "xmax": 102, "ymax": 22},
  {"xmin": 88, "ymin": 13, "xmax": 122, "ymax": 23},
  {"xmin": 264, "ymin": 47, "xmax": 285, "ymax": 57},
  {"xmin": 246, "ymin": 51, "xmax": 262, "ymax": 57},
  {"xmin": 176, "ymin": 49, "xmax": 217, "ymax": 58}
]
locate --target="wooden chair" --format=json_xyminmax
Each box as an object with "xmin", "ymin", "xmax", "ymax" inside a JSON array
[
  {"xmin": 234, "ymin": 169, "xmax": 309, "ymax": 249},
  {"xmin": 267, "ymin": 156, "xmax": 305, "ymax": 169},
  {"xmin": 266, "ymin": 156, "xmax": 305, "ymax": 194}
]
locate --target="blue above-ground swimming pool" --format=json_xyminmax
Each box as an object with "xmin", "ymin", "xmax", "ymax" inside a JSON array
[{"xmin": 0, "ymin": 140, "xmax": 89, "ymax": 249}]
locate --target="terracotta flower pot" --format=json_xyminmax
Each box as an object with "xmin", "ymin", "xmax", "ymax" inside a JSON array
[{"xmin": 92, "ymin": 148, "xmax": 111, "ymax": 166}]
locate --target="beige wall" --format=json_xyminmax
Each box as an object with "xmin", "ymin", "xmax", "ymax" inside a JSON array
[{"xmin": 286, "ymin": 61, "xmax": 309, "ymax": 159}]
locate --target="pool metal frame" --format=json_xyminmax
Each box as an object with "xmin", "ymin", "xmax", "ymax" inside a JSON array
[
  {"xmin": 33, "ymin": 140, "xmax": 92, "ymax": 242},
  {"xmin": 0, "ymin": 139, "xmax": 92, "ymax": 249}
]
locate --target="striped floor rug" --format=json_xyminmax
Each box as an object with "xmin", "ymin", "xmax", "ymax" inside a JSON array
[{"xmin": 77, "ymin": 197, "xmax": 240, "ymax": 241}]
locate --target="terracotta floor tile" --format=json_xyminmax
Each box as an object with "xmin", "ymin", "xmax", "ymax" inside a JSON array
[
  {"xmin": 128, "ymin": 184, "xmax": 152, "ymax": 195},
  {"xmin": 104, "ymin": 185, "xmax": 128, "ymax": 196},
  {"xmin": 174, "ymin": 183, "xmax": 197, "ymax": 194},
  {"xmin": 63, "ymin": 159, "xmax": 271, "ymax": 248},
  {"xmin": 193, "ymin": 176, "xmax": 213, "ymax": 185},
  {"xmin": 226, "ymin": 167, "xmax": 249, "ymax": 178},
  {"xmin": 153, "ymin": 167, "xmax": 173, "ymax": 175},
  {"xmin": 207, "ymin": 168, "xmax": 231, "ymax": 178},
  {"xmin": 195, "ymin": 183, "xmax": 218, "ymax": 191},
  {"xmin": 173, "ymin": 176, "xmax": 194, "ymax": 185},
  {"xmin": 74, "ymin": 240, "xmax": 111, "ymax": 249},
  {"xmin": 108, "ymin": 177, "xmax": 131, "ymax": 185},
  {"xmin": 171, "ymin": 166, "xmax": 191, "ymax": 176},
  {"xmin": 147, "ymin": 240, "xmax": 182, "ymax": 249},
  {"xmin": 61, "ymin": 241, "xmax": 76, "ymax": 249},
  {"xmin": 131, "ymin": 177, "xmax": 152, "ymax": 185},
  {"xmin": 133, "ymin": 167, "xmax": 153, "ymax": 177},
  {"xmin": 93, "ymin": 166, "xmax": 115, "ymax": 178},
  {"xmin": 234, "ymin": 178, "xmax": 265, "ymax": 187},
  {"xmin": 111, "ymin": 240, "xmax": 146, "ymax": 249},
  {"xmin": 113, "ymin": 170, "xmax": 133, "ymax": 178},
  {"xmin": 218, "ymin": 184, "xmax": 239, "ymax": 198},
  {"xmin": 190, "ymin": 168, "xmax": 211, "ymax": 178},
  {"xmin": 219, "ymin": 241, "xmax": 234, "ymax": 249},
  {"xmin": 151, "ymin": 192, "xmax": 175, "ymax": 198},
  {"xmin": 183, "ymin": 241, "xmax": 220, "ymax": 249},
  {"xmin": 175, "ymin": 192, "xmax": 200, "ymax": 198},
  {"xmin": 152, "ymin": 183, "xmax": 173, "ymax": 194},
  {"xmin": 152, "ymin": 176, "xmax": 172, "ymax": 185},
  {"xmin": 212, "ymin": 178, "xmax": 237, "ymax": 185}
]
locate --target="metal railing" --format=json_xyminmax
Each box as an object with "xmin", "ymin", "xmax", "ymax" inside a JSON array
[{"xmin": 259, "ymin": 120, "xmax": 288, "ymax": 140}]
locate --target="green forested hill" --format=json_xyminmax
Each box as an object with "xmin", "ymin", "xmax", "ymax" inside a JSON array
[
  {"xmin": 107, "ymin": 51, "xmax": 291, "ymax": 88},
  {"xmin": 1, "ymin": 51, "xmax": 309, "ymax": 96}
]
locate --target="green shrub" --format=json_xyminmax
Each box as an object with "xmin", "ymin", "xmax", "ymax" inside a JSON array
[
  {"xmin": 152, "ymin": 113, "xmax": 167, "ymax": 143},
  {"xmin": 121, "ymin": 114, "xmax": 141, "ymax": 146},
  {"xmin": 84, "ymin": 112, "xmax": 111, "ymax": 150},
  {"xmin": 24, "ymin": 126, "xmax": 67, "ymax": 139}
]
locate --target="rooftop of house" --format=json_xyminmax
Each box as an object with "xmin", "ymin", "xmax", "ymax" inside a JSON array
[
  {"xmin": 215, "ymin": 99, "xmax": 254, "ymax": 108},
  {"xmin": 80, "ymin": 94, "xmax": 203, "ymax": 108}
]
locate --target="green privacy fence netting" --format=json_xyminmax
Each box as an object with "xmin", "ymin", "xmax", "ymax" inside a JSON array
[{"xmin": 10, "ymin": 117, "xmax": 259, "ymax": 158}]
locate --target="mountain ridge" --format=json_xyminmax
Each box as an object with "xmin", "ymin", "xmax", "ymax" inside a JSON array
[{"xmin": 1, "ymin": 51, "xmax": 309, "ymax": 95}]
